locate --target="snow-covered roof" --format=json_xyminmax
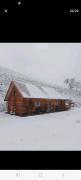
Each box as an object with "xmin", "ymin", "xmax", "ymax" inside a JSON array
[
  {"xmin": 41, "ymin": 87, "xmax": 65, "ymax": 99},
  {"xmin": 13, "ymin": 80, "xmax": 68, "ymax": 100},
  {"xmin": 14, "ymin": 81, "xmax": 47, "ymax": 98}
]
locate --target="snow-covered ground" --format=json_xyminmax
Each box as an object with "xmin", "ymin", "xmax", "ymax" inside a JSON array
[
  {"xmin": 0, "ymin": 107, "xmax": 81, "ymax": 150},
  {"xmin": 0, "ymin": 66, "xmax": 81, "ymax": 150}
]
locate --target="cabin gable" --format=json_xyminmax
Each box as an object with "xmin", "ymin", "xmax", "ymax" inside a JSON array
[{"xmin": 4, "ymin": 81, "xmax": 23, "ymax": 101}]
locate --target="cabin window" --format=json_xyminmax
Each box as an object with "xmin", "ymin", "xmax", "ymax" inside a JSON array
[{"xmin": 34, "ymin": 101, "xmax": 41, "ymax": 107}]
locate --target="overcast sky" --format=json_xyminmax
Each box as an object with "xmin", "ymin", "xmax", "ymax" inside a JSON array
[{"xmin": 0, "ymin": 43, "xmax": 81, "ymax": 86}]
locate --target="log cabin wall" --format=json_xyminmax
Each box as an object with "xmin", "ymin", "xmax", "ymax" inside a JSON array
[
  {"xmin": 7, "ymin": 94, "xmax": 71, "ymax": 116},
  {"xmin": 22, "ymin": 98, "xmax": 71, "ymax": 116},
  {"xmin": 6, "ymin": 82, "xmax": 71, "ymax": 116},
  {"xmin": 7, "ymin": 85, "xmax": 24, "ymax": 116}
]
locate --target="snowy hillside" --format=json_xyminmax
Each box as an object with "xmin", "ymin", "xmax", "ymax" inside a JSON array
[
  {"xmin": 0, "ymin": 66, "xmax": 81, "ymax": 112},
  {"xmin": 0, "ymin": 66, "xmax": 30, "ymax": 111},
  {"xmin": 0, "ymin": 66, "xmax": 53, "ymax": 111}
]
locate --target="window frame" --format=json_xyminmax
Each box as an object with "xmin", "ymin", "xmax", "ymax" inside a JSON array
[{"xmin": 34, "ymin": 101, "xmax": 41, "ymax": 107}]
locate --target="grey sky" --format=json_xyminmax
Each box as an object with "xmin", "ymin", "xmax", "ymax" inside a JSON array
[{"xmin": 0, "ymin": 43, "xmax": 81, "ymax": 86}]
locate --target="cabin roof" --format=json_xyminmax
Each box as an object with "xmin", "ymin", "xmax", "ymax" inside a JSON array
[{"xmin": 10, "ymin": 80, "xmax": 68, "ymax": 100}]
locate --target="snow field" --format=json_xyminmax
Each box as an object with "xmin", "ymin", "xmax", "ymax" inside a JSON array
[{"xmin": 0, "ymin": 107, "xmax": 81, "ymax": 150}]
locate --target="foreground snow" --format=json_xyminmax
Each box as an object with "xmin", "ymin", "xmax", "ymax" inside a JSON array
[{"xmin": 0, "ymin": 108, "xmax": 81, "ymax": 150}]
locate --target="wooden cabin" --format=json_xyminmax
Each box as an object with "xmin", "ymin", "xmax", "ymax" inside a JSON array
[{"xmin": 4, "ymin": 81, "xmax": 71, "ymax": 116}]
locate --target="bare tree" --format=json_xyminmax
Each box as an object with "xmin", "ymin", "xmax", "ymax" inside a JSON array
[{"xmin": 64, "ymin": 78, "xmax": 75, "ymax": 89}]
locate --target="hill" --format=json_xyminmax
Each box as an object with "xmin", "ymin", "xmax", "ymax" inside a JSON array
[{"xmin": 0, "ymin": 66, "xmax": 81, "ymax": 111}]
